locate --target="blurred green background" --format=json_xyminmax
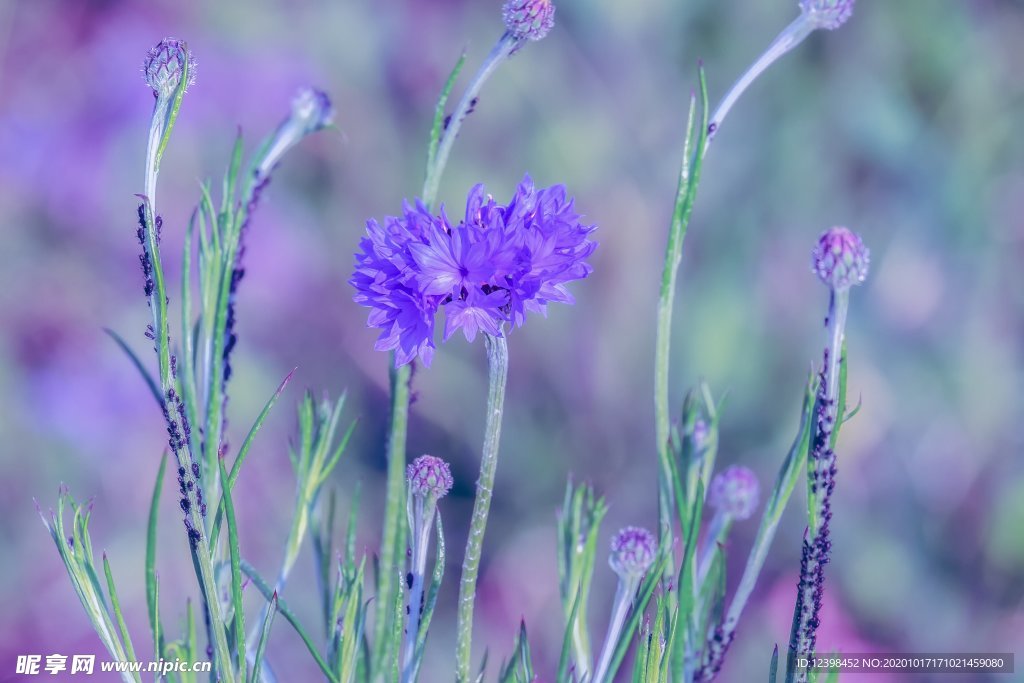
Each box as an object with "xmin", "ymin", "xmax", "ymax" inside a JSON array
[{"xmin": 1, "ymin": 0, "xmax": 1022, "ymax": 680}]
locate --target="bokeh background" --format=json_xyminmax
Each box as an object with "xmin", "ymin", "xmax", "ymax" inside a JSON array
[{"xmin": 2, "ymin": 0, "xmax": 1023, "ymax": 680}]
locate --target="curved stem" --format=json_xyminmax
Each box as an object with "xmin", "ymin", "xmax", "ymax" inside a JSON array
[
  {"xmin": 454, "ymin": 334, "xmax": 509, "ymax": 682},
  {"xmin": 422, "ymin": 32, "xmax": 518, "ymax": 206},
  {"xmin": 707, "ymin": 16, "xmax": 814, "ymax": 140}
]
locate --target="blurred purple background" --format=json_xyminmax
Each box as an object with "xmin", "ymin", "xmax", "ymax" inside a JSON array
[{"xmin": 1, "ymin": 0, "xmax": 1023, "ymax": 680}]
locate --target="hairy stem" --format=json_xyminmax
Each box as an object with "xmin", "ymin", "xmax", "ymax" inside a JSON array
[{"xmin": 455, "ymin": 333, "xmax": 509, "ymax": 682}]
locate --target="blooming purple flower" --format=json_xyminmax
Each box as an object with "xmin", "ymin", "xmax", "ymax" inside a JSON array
[
  {"xmin": 709, "ymin": 465, "xmax": 761, "ymax": 520},
  {"xmin": 503, "ymin": 0, "xmax": 556, "ymax": 42},
  {"xmin": 609, "ymin": 526, "xmax": 657, "ymax": 579},
  {"xmin": 407, "ymin": 454, "xmax": 454, "ymax": 499},
  {"xmin": 811, "ymin": 226, "xmax": 870, "ymax": 291},
  {"xmin": 351, "ymin": 176, "xmax": 597, "ymax": 366},
  {"xmin": 799, "ymin": 0, "xmax": 855, "ymax": 31}
]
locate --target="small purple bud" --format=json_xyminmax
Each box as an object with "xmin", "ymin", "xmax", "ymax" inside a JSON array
[
  {"xmin": 609, "ymin": 526, "xmax": 657, "ymax": 579},
  {"xmin": 143, "ymin": 38, "xmax": 196, "ymax": 98},
  {"xmin": 407, "ymin": 455, "xmax": 453, "ymax": 499},
  {"xmin": 290, "ymin": 87, "xmax": 334, "ymax": 135},
  {"xmin": 799, "ymin": 0, "xmax": 855, "ymax": 31},
  {"xmin": 709, "ymin": 465, "xmax": 761, "ymax": 520},
  {"xmin": 502, "ymin": 0, "xmax": 556, "ymax": 42},
  {"xmin": 811, "ymin": 226, "xmax": 870, "ymax": 291}
]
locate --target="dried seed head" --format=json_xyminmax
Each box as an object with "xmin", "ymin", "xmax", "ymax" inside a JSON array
[
  {"xmin": 709, "ymin": 465, "xmax": 761, "ymax": 520},
  {"xmin": 407, "ymin": 455, "xmax": 453, "ymax": 499},
  {"xmin": 502, "ymin": 0, "xmax": 556, "ymax": 41},
  {"xmin": 609, "ymin": 526, "xmax": 657, "ymax": 579},
  {"xmin": 799, "ymin": 0, "xmax": 855, "ymax": 31},
  {"xmin": 144, "ymin": 38, "xmax": 195, "ymax": 97},
  {"xmin": 811, "ymin": 226, "xmax": 870, "ymax": 291}
]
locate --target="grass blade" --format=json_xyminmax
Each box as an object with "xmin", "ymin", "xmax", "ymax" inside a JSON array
[
  {"xmin": 104, "ymin": 328, "xmax": 162, "ymax": 409},
  {"xmin": 219, "ymin": 457, "xmax": 247, "ymax": 683},
  {"xmin": 242, "ymin": 560, "xmax": 340, "ymax": 683},
  {"xmin": 249, "ymin": 593, "xmax": 278, "ymax": 683},
  {"xmin": 146, "ymin": 453, "xmax": 167, "ymax": 658},
  {"xmin": 102, "ymin": 553, "xmax": 137, "ymax": 663}
]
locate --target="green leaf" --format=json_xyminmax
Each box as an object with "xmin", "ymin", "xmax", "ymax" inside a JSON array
[
  {"xmin": 249, "ymin": 592, "xmax": 278, "ymax": 683},
  {"xmin": 146, "ymin": 453, "xmax": 167, "ymax": 658},
  {"xmin": 218, "ymin": 457, "xmax": 247, "ymax": 683},
  {"xmin": 557, "ymin": 584, "xmax": 583, "ymax": 683},
  {"xmin": 211, "ymin": 368, "xmax": 295, "ymax": 544},
  {"xmin": 104, "ymin": 328, "xmax": 163, "ymax": 409},
  {"xmin": 769, "ymin": 645, "xmax": 779, "ymax": 683},
  {"xmin": 242, "ymin": 560, "xmax": 340, "ymax": 683},
  {"xmin": 102, "ymin": 553, "xmax": 137, "ymax": 663},
  {"xmin": 425, "ymin": 52, "xmax": 467, "ymax": 181}
]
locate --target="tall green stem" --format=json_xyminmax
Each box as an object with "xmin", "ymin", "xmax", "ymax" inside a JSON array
[
  {"xmin": 455, "ymin": 333, "xmax": 509, "ymax": 682},
  {"xmin": 375, "ymin": 33, "xmax": 518, "ymax": 676},
  {"xmin": 654, "ymin": 75, "xmax": 709, "ymax": 543}
]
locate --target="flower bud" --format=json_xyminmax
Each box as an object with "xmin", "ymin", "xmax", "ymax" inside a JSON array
[
  {"xmin": 799, "ymin": 0, "xmax": 855, "ymax": 31},
  {"xmin": 502, "ymin": 0, "xmax": 556, "ymax": 42},
  {"xmin": 143, "ymin": 38, "xmax": 195, "ymax": 98},
  {"xmin": 811, "ymin": 226, "xmax": 870, "ymax": 291},
  {"xmin": 407, "ymin": 455, "xmax": 453, "ymax": 499},
  {"xmin": 609, "ymin": 526, "xmax": 657, "ymax": 579},
  {"xmin": 709, "ymin": 465, "xmax": 760, "ymax": 520},
  {"xmin": 290, "ymin": 87, "xmax": 334, "ymax": 136}
]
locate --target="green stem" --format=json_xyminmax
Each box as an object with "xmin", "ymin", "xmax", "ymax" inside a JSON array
[
  {"xmin": 373, "ymin": 359, "xmax": 412, "ymax": 672},
  {"xmin": 421, "ymin": 32, "xmax": 517, "ymax": 205},
  {"xmin": 455, "ymin": 333, "xmax": 509, "ymax": 682},
  {"xmin": 375, "ymin": 35, "xmax": 517, "ymax": 676},
  {"xmin": 653, "ymin": 74, "xmax": 709, "ymax": 543}
]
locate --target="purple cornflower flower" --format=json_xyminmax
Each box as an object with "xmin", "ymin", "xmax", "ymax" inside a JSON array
[
  {"xmin": 708, "ymin": 465, "xmax": 761, "ymax": 521},
  {"xmin": 502, "ymin": 0, "xmax": 556, "ymax": 42},
  {"xmin": 351, "ymin": 176, "xmax": 597, "ymax": 367}
]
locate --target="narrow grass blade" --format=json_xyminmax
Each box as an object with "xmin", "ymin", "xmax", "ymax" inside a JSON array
[
  {"xmin": 241, "ymin": 560, "xmax": 340, "ymax": 683},
  {"xmin": 146, "ymin": 453, "xmax": 167, "ymax": 658},
  {"xmin": 211, "ymin": 368, "xmax": 296, "ymax": 544},
  {"xmin": 769, "ymin": 645, "xmax": 779, "ymax": 683},
  {"xmin": 219, "ymin": 457, "xmax": 247, "ymax": 683},
  {"xmin": 104, "ymin": 328, "xmax": 163, "ymax": 409},
  {"xmin": 102, "ymin": 553, "xmax": 137, "ymax": 662},
  {"xmin": 249, "ymin": 593, "xmax": 278, "ymax": 683},
  {"xmin": 425, "ymin": 52, "xmax": 467, "ymax": 174},
  {"xmin": 557, "ymin": 585, "xmax": 583, "ymax": 683}
]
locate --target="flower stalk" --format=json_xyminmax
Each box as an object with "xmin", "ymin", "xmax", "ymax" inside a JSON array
[
  {"xmin": 454, "ymin": 333, "xmax": 509, "ymax": 682},
  {"xmin": 786, "ymin": 227, "xmax": 869, "ymax": 683},
  {"xmin": 593, "ymin": 527, "xmax": 657, "ymax": 683}
]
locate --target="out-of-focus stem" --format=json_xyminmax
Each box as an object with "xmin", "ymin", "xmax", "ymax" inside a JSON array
[
  {"xmin": 402, "ymin": 496, "xmax": 437, "ymax": 683},
  {"xmin": 592, "ymin": 578, "xmax": 638, "ymax": 683},
  {"xmin": 454, "ymin": 333, "xmax": 509, "ymax": 682},
  {"xmin": 707, "ymin": 16, "xmax": 814, "ymax": 141},
  {"xmin": 422, "ymin": 32, "xmax": 518, "ymax": 206}
]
